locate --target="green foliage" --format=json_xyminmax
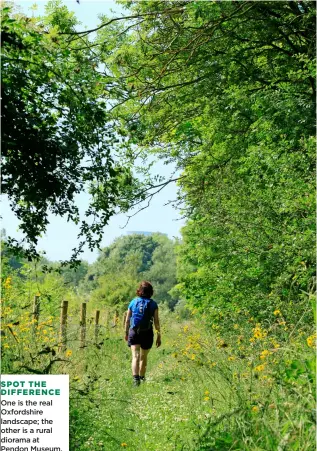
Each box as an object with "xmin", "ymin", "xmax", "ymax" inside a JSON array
[
  {"xmin": 2, "ymin": 246, "xmax": 315, "ymax": 450},
  {"xmin": 86, "ymin": 233, "xmax": 178, "ymax": 309},
  {"xmin": 101, "ymin": 0, "xmax": 315, "ymax": 325},
  {"xmin": 1, "ymin": 2, "xmax": 140, "ymax": 262},
  {"xmin": 60, "ymin": 261, "xmax": 89, "ymax": 288},
  {"xmin": 1, "ymin": 2, "xmax": 316, "ymax": 448}
]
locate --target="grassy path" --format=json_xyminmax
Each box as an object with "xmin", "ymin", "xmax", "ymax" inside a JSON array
[
  {"xmin": 65, "ymin": 318, "xmax": 315, "ymax": 451},
  {"xmin": 67, "ymin": 320, "xmax": 223, "ymax": 450}
]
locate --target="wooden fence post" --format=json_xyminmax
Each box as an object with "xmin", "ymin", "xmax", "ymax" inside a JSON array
[
  {"xmin": 32, "ymin": 295, "xmax": 40, "ymax": 332},
  {"xmin": 59, "ymin": 300, "xmax": 68, "ymax": 351},
  {"xmin": 95, "ymin": 310, "xmax": 100, "ymax": 343},
  {"xmin": 80, "ymin": 302, "xmax": 87, "ymax": 349},
  {"xmin": 104, "ymin": 309, "xmax": 109, "ymax": 329}
]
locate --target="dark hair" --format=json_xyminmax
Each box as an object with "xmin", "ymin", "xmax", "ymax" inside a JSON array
[{"xmin": 136, "ymin": 281, "xmax": 153, "ymax": 298}]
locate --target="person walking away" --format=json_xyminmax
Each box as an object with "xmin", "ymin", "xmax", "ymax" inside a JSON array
[{"xmin": 124, "ymin": 281, "xmax": 161, "ymax": 386}]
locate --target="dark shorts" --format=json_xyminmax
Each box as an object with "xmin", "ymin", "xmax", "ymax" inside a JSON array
[{"xmin": 128, "ymin": 328, "xmax": 154, "ymax": 350}]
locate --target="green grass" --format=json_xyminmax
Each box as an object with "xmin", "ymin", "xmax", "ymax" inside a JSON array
[
  {"xmin": 67, "ymin": 324, "xmax": 213, "ymax": 450},
  {"xmin": 57, "ymin": 319, "xmax": 315, "ymax": 451},
  {"xmin": 2, "ymin": 310, "xmax": 315, "ymax": 451}
]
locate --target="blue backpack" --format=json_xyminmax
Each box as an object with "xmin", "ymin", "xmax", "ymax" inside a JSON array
[{"xmin": 131, "ymin": 297, "xmax": 153, "ymax": 332}]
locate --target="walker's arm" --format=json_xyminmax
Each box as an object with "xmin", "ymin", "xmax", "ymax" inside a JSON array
[{"xmin": 154, "ymin": 308, "xmax": 161, "ymax": 347}]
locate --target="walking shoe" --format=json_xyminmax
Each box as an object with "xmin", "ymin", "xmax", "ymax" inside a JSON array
[
  {"xmin": 133, "ymin": 376, "xmax": 140, "ymax": 386},
  {"xmin": 139, "ymin": 376, "xmax": 145, "ymax": 382}
]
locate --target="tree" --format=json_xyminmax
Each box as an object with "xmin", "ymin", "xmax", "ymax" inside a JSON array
[
  {"xmin": 142, "ymin": 234, "xmax": 179, "ymax": 308},
  {"xmin": 1, "ymin": 2, "xmax": 142, "ymax": 264},
  {"xmin": 93, "ymin": 1, "xmax": 315, "ymax": 320},
  {"xmin": 86, "ymin": 233, "xmax": 178, "ymax": 309},
  {"xmin": 60, "ymin": 260, "xmax": 89, "ymax": 287},
  {"xmin": 2, "ymin": 0, "xmax": 315, "ymax": 321}
]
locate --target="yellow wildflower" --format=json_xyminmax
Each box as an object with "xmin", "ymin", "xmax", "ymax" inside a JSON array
[
  {"xmin": 253, "ymin": 324, "xmax": 267, "ymax": 340},
  {"xmin": 273, "ymin": 309, "xmax": 281, "ymax": 316},
  {"xmin": 254, "ymin": 364, "xmax": 266, "ymax": 372},
  {"xmin": 121, "ymin": 444, "xmax": 127, "ymax": 448},
  {"xmin": 4, "ymin": 277, "xmax": 12, "ymax": 289},
  {"xmin": 204, "ymin": 396, "xmax": 210, "ymax": 401},
  {"xmin": 228, "ymin": 356, "xmax": 236, "ymax": 361},
  {"xmin": 233, "ymin": 324, "xmax": 239, "ymax": 330},
  {"xmin": 252, "ymin": 406, "xmax": 259, "ymax": 412},
  {"xmin": 204, "ymin": 390, "xmax": 209, "ymax": 395},
  {"xmin": 260, "ymin": 350, "xmax": 271, "ymax": 359},
  {"xmin": 306, "ymin": 334, "xmax": 316, "ymax": 348},
  {"xmin": 65, "ymin": 350, "xmax": 72, "ymax": 358}
]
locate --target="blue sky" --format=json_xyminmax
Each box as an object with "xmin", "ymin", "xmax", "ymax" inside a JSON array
[{"xmin": 2, "ymin": 1, "xmax": 185, "ymax": 263}]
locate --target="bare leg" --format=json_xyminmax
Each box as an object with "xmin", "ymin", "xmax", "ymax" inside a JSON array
[
  {"xmin": 131, "ymin": 345, "xmax": 140, "ymax": 376},
  {"xmin": 140, "ymin": 348, "xmax": 150, "ymax": 377}
]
